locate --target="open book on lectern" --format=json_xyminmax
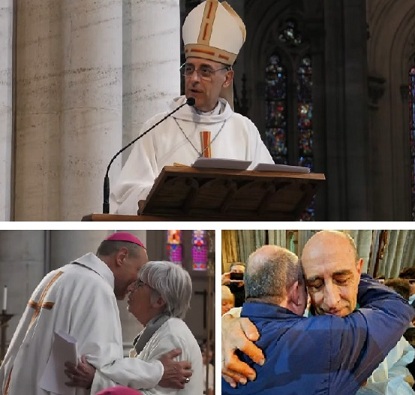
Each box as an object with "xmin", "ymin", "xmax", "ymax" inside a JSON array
[{"xmin": 191, "ymin": 158, "xmax": 311, "ymax": 173}]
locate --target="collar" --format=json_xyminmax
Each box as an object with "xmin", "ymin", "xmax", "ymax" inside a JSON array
[
  {"xmin": 70, "ymin": 252, "xmax": 115, "ymax": 290},
  {"xmin": 169, "ymin": 95, "xmax": 234, "ymax": 124},
  {"xmin": 241, "ymin": 300, "xmax": 299, "ymax": 320},
  {"xmin": 194, "ymin": 100, "xmax": 223, "ymax": 115}
]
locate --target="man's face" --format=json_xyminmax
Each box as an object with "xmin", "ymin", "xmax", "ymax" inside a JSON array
[
  {"xmin": 113, "ymin": 247, "xmax": 148, "ymax": 300},
  {"xmin": 184, "ymin": 57, "xmax": 232, "ymax": 112},
  {"xmin": 301, "ymin": 232, "xmax": 363, "ymax": 317}
]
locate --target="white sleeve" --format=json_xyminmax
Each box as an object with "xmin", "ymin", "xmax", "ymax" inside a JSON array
[
  {"xmin": 361, "ymin": 338, "xmax": 415, "ymax": 395},
  {"xmin": 91, "ymin": 359, "xmax": 164, "ymax": 392}
]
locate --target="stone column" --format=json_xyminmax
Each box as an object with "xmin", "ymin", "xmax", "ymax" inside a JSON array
[
  {"xmin": 0, "ymin": 1, "xmax": 13, "ymax": 220},
  {"xmin": 14, "ymin": 1, "xmax": 180, "ymax": 219},
  {"xmin": 122, "ymin": 0, "xmax": 181, "ymax": 159},
  {"xmin": 324, "ymin": 0, "xmax": 369, "ymax": 220},
  {"xmin": 0, "ymin": 230, "xmax": 46, "ymax": 343},
  {"xmin": 49, "ymin": 230, "xmax": 111, "ymax": 268},
  {"xmin": 14, "ymin": 1, "xmax": 123, "ymax": 220},
  {"xmin": 13, "ymin": 1, "xmax": 63, "ymax": 220},
  {"xmin": 60, "ymin": 0, "xmax": 123, "ymax": 219}
]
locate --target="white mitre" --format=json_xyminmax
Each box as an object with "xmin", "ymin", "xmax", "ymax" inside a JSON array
[{"xmin": 182, "ymin": 0, "xmax": 246, "ymax": 66}]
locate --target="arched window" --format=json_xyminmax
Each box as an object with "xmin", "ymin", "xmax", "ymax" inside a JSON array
[{"xmin": 264, "ymin": 19, "xmax": 314, "ymax": 218}]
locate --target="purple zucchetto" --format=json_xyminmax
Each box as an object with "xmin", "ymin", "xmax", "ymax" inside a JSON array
[{"xmin": 105, "ymin": 232, "xmax": 146, "ymax": 249}]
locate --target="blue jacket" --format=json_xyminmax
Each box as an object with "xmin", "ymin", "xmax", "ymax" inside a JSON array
[{"xmin": 222, "ymin": 275, "xmax": 415, "ymax": 395}]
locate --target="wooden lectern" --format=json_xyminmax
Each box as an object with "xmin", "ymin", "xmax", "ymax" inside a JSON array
[{"xmin": 83, "ymin": 166, "xmax": 325, "ymax": 221}]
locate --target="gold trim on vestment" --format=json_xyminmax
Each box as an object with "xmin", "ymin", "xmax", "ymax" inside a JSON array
[{"xmin": 28, "ymin": 271, "xmax": 63, "ymax": 328}]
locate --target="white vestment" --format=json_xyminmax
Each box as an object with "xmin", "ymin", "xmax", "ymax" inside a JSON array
[
  {"xmin": 91, "ymin": 317, "xmax": 204, "ymax": 395},
  {"xmin": 110, "ymin": 96, "xmax": 274, "ymax": 214},
  {"xmin": 0, "ymin": 253, "xmax": 163, "ymax": 395},
  {"xmin": 358, "ymin": 337, "xmax": 415, "ymax": 395}
]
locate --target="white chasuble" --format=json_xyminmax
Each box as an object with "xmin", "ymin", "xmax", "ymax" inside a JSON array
[
  {"xmin": 110, "ymin": 96, "xmax": 275, "ymax": 215},
  {"xmin": 0, "ymin": 253, "xmax": 162, "ymax": 395}
]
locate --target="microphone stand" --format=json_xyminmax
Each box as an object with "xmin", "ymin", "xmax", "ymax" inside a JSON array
[{"xmin": 103, "ymin": 97, "xmax": 195, "ymax": 213}]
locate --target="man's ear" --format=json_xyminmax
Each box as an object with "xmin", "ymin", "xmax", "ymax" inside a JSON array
[
  {"xmin": 223, "ymin": 69, "xmax": 234, "ymax": 88},
  {"xmin": 356, "ymin": 258, "xmax": 364, "ymax": 276},
  {"xmin": 115, "ymin": 247, "xmax": 128, "ymax": 267},
  {"xmin": 287, "ymin": 281, "xmax": 299, "ymax": 306},
  {"xmin": 287, "ymin": 281, "xmax": 307, "ymax": 316}
]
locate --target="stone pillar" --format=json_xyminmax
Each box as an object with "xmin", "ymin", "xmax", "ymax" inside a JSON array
[
  {"xmin": 122, "ymin": 0, "xmax": 181, "ymax": 158},
  {"xmin": 0, "ymin": 1, "xmax": 13, "ymax": 220},
  {"xmin": 0, "ymin": 230, "xmax": 46, "ymax": 343},
  {"xmin": 14, "ymin": 1, "xmax": 123, "ymax": 220},
  {"xmin": 13, "ymin": 1, "xmax": 63, "ymax": 220},
  {"xmin": 49, "ymin": 230, "xmax": 111, "ymax": 268},
  {"xmin": 14, "ymin": 1, "xmax": 180, "ymax": 219},
  {"xmin": 60, "ymin": 0, "xmax": 123, "ymax": 219},
  {"xmin": 324, "ymin": 0, "xmax": 369, "ymax": 220}
]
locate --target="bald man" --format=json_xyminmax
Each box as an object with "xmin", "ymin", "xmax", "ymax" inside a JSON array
[{"xmin": 222, "ymin": 231, "xmax": 415, "ymax": 394}]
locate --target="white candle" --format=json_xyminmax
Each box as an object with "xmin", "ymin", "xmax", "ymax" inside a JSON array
[{"xmin": 3, "ymin": 286, "xmax": 7, "ymax": 311}]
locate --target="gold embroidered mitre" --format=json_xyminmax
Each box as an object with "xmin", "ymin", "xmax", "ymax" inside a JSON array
[{"xmin": 182, "ymin": 0, "xmax": 246, "ymax": 66}]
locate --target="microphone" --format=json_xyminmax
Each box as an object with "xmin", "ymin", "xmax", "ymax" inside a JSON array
[{"xmin": 103, "ymin": 97, "xmax": 196, "ymax": 213}]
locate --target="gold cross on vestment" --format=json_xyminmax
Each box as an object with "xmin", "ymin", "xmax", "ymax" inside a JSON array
[
  {"xmin": 3, "ymin": 271, "xmax": 64, "ymax": 395},
  {"xmin": 28, "ymin": 271, "xmax": 63, "ymax": 328}
]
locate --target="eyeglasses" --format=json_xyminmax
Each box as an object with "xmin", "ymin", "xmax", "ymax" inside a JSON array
[
  {"xmin": 180, "ymin": 63, "xmax": 230, "ymax": 80},
  {"xmin": 132, "ymin": 279, "xmax": 148, "ymax": 290}
]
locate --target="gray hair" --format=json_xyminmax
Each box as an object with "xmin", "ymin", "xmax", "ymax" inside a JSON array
[
  {"xmin": 138, "ymin": 261, "xmax": 192, "ymax": 319},
  {"xmin": 245, "ymin": 245, "xmax": 302, "ymax": 303}
]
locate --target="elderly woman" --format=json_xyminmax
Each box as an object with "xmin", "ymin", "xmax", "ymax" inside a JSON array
[{"xmin": 66, "ymin": 261, "xmax": 203, "ymax": 395}]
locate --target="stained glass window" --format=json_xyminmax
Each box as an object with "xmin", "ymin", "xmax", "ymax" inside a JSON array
[
  {"xmin": 265, "ymin": 51, "xmax": 314, "ymax": 219},
  {"xmin": 265, "ymin": 54, "xmax": 288, "ymax": 164},
  {"xmin": 409, "ymin": 67, "xmax": 415, "ymax": 219},
  {"xmin": 298, "ymin": 55, "xmax": 314, "ymax": 220},
  {"xmin": 167, "ymin": 230, "xmax": 182, "ymax": 265},
  {"xmin": 165, "ymin": 230, "xmax": 210, "ymax": 271},
  {"xmin": 278, "ymin": 19, "xmax": 303, "ymax": 47},
  {"xmin": 297, "ymin": 56, "xmax": 313, "ymax": 170},
  {"xmin": 192, "ymin": 230, "xmax": 208, "ymax": 271}
]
